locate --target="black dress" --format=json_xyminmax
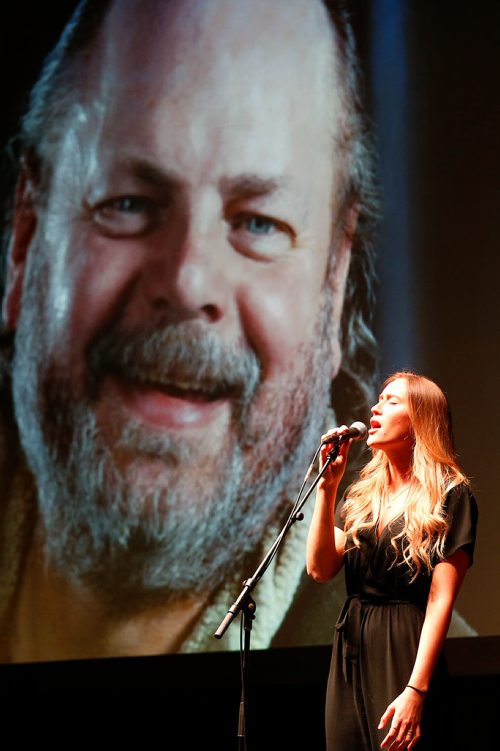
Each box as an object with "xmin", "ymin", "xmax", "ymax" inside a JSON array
[{"xmin": 325, "ymin": 484, "xmax": 478, "ymax": 751}]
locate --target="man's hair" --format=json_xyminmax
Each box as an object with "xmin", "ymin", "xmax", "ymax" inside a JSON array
[{"xmin": 0, "ymin": 0, "xmax": 380, "ymax": 424}]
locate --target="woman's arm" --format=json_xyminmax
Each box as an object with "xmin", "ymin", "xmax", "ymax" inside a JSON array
[
  {"xmin": 306, "ymin": 433, "xmax": 350, "ymax": 582},
  {"xmin": 379, "ymin": 547, "xmax": 471, "ymax": 750},
  {"xmin": 306, "ymin": 478, "xmax": 346, "ymax": 581}
]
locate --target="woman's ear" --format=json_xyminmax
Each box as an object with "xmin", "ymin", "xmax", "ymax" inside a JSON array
[{"xmin": 2, "ymin": 168, "xmax": 38, "ymax": 331}]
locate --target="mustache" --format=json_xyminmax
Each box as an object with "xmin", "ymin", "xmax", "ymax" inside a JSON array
[{"xmin": 86, "ymin": 320, "xmax": 261, "ymax": 405}]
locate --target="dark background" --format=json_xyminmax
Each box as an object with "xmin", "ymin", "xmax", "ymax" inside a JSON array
[{"xmin": 0, "ymin": 640, "xmax": 497, "ymax": 747}]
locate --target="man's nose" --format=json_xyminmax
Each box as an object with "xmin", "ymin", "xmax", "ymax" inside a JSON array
[{"xmin": 141, "ymin": 216, "xmax": 231, "ymax": 324}]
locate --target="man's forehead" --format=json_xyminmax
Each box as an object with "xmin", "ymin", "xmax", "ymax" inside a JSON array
[
  {"xmin": 48, "ymin": 0, "xmax": 344, "ymax": 224},
  {"xmin": 105, "ymin": 0, "xmax": 333, "ymax": 45},
  {"xmin": 97, "ymin": 0, "xmax": 337, "ymax": 105}
]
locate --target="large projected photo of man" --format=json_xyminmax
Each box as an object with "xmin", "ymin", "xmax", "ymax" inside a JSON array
[{"xmin": 0, "ymin": 0, "xmax": 381, "ymax": 661}]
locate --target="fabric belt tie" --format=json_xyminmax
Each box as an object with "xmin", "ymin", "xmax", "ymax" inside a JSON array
[{"xmin": 335, "ymin": 594, "xmax": 413, "ymax": 682}]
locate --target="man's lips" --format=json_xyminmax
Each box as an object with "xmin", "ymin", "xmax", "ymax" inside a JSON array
[
  {"xmin": 87, "ymin": 322, "xmax": 262, "ymax": 431},
  {"xmin": 104, "ymin": 372, "xmax": 232, "ymax": 429}
]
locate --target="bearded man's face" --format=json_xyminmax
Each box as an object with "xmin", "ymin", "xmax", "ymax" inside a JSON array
[{"xmin": 5, "ymin": 0, "xmax": 351, "ymax": 603}]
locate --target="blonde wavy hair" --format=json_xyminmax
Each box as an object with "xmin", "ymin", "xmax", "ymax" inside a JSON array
[{"xmin": 343, "ymin": 371, "xmax": 469, "ymax": 578}]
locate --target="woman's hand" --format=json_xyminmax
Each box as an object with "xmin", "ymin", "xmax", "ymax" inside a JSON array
[
  {"xmin": 378, "ymin": 687, "xmax": 425, "ymax": 750},
  {"xmin": 318, "ymin": 425, "xmax": 352, "ymax": 487}
]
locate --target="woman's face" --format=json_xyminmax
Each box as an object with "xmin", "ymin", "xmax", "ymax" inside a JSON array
[{"xmin": 367, "ymin": 377, "xmax": 413, "ymax": 453}]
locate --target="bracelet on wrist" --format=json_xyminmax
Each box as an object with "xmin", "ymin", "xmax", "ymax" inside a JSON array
[{"xmin": 406, "ymin": 684, "xmax": 427, "ymax": 697}]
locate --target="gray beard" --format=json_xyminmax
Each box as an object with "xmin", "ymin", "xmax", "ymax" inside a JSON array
[{"xmin": 11, "ymin": 277, "xmax": 334, "ymax": 609}]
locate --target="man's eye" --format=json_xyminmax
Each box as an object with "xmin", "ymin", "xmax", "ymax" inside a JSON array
[
  {"xmin": 229, "ymin": 213, "xmax": 295, "ymax": 258},
  {"xmin": 91, "ymin": 196, "xmax": 160, "ymax": 237},
  {"xmin": 242, "ymin": 216, "xmax": 278, "ymax": 235}
]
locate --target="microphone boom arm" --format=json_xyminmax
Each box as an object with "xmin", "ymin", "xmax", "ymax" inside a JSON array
[{"xmin": 214, "ymin": 440, "xmax": 344, "ymax": 640}]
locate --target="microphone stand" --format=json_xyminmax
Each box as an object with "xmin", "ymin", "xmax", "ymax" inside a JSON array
[{"xmin": 214, "ymin": 438, "xmax": 344, "ymax": 749}]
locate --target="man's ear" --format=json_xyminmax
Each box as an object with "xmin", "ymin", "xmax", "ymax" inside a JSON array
[
  {"xmin": 2, "ymin": 169, "xmax": 38, "ymax": 331},
  {"xmin": 330, "ymin": 204, "xmax": 358, "ymax": 318},
  {"xmin": 327, "ymin": 203, "xmax": 359, "ymax": 380}
]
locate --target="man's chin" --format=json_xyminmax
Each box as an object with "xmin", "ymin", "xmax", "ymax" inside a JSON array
[
  {"xmin": 68, "ymin": 535, "xmax": 222, "ymax": 615},
  {"xmin": 34, "ymin": 414, "xmax": 274, "ymax": 601}
]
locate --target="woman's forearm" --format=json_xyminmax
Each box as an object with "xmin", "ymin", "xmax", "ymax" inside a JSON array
[
  {"xmin": 407, "ymin": 595, "xmax": 454, "ymax": 692},
  {"xmin": 408, "ymin": 549, "xmax": 470, "ymax": 691},
  {"xmin": 306, "ymin": 479, "xmax": 345, "ymax": 581}
]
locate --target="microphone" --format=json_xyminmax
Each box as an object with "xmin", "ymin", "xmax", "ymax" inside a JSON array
[{"xmin": 321, "ymin": 421, "xmax": 368, "ymax": 446}]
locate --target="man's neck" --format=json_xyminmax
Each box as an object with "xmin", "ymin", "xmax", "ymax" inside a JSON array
[{"xmin": 8, "ymin": 532, "xmax": 208, "ymax": 663}]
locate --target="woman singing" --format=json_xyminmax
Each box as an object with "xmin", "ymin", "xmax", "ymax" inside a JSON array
[{"xmin": 306, "ymin": 371, "xmax": 478, "ymax": 750}]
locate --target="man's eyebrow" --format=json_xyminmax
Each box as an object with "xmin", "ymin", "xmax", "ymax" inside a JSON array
[
  {"xmin": 121, "ymin": 159, "xmax": 184, "ymax": 191},
  {"xmin": 219, "ymin": 175, "xmax": 286, "ymax": 201},
  {"xmin": 111, "ymin": 163, "xmax": 286, "ymax": 201}
]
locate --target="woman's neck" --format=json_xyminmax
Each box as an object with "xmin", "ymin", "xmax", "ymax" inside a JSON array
[{"xmin": 386, "ymin": 454, "xmax": 412, "ymax": 493}]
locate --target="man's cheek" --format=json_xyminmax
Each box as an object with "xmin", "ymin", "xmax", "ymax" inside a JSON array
[
  {"xmin": 239, "ymin": 275, "xmax": 323, "ymax": 379},
  {"xmin": 53, "ymin": 239, "xmax": 134, "ymax": 343}
]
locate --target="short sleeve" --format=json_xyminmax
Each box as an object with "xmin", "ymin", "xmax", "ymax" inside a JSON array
[
  {"xmin": 334, "ymin": 487, "xmax": 350, "ymax": 530},
  {"xmin": 443, "ymin": 484, "xmax": 479, "ymax": 565}
]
